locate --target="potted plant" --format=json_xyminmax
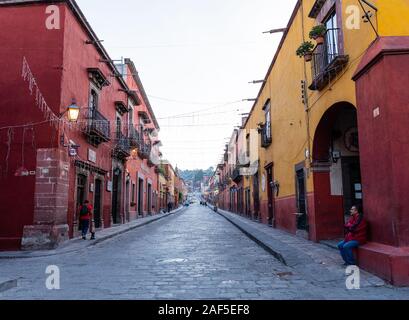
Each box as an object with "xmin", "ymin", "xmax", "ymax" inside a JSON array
[
  {"xmin": 296, "ymin": 41, "xmax": 314, "ymax": 62},
  {"xmin": 309, "ymin": 24, "xmax": 326, "ymax": 45}
]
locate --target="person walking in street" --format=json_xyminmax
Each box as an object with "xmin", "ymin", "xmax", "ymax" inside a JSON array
[
  {"xmin": 167, "ymin": 201, "xmax": 173, "ymax": 213},
  {"xmin": 338, "ymin": 205, "xmax": 368, "ymax": 266},
  {"xmin": 78, "ymin": 200, "xmax": 95, "ymax": 240}
]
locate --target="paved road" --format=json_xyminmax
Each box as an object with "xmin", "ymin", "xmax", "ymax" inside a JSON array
[{"xmin": 1, "ymin": 204, "xmax": 409, "ymax": 300}]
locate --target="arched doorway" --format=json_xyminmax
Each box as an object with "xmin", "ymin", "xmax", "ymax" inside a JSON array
[{"xmin": 311, "ymin": 102, "xmax": 362, "ymax": 241}]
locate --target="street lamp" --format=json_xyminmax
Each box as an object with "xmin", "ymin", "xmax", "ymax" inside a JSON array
[
  {"xmin": 66, "ymin": 101, "xmax": 80, "ymax": 122},
  {"xmin": 60, "ymin": 99, "xmax": 80, "ymax": 122}
]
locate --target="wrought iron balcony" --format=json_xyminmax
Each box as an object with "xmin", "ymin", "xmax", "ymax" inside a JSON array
[
  {"xmin": 231, "ymin": 167, "xmax": 242, "ymax": 183},
  {"xmin": 113, "ymin": 133, "xmax": 131, "ymax": 159},
  {"xmin": 309, "ymin": 28, "xmax": 349, "ymax": 91},
  {"xmin": 85, "ymin": 109, "xmax": 111, "ymax": 145},
  {"xmin": 138, "ymin": 142, "xmax": 152, "ymax": 160},
  {"xmin": 129, "ymin": 125, "xmax": 140, "ymax": 148},
  {"xmin": 261, "ymin": 125, "xmax": 272, "ymax": 148}
]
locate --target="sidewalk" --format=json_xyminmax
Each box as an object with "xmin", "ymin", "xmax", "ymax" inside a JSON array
[
  {"xmin": 212, "ymin": 206, "xmax": 388, "ymax": 289},
  {"xmin": 0, "ymin": 206, "xmax": 186, "ymax": 260}
]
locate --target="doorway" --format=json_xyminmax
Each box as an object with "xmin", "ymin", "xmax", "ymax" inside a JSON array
[
  {"xmin": 76, "ymin": 174, "xmax": 87, "ymax": 209},
  {"xmin": 245, "ymin": 188, "xmax": 251, "ymax": 217},
  {"xmin": 342, "ymin": 156, "xmax": 362, "ymax": 216},
  {"xmin": 266, "ymin": 164, "xmax": 275, "ymax": 227},
  {"xmin": 312, "ymin": 102, "xmax": 361, "ymax": 240},
  {"xmin": 125, "ymin": 179, "xmax": 130, "ymax": 222},
  {"xmin": 138, "ymin": 178, "xmax": 144, "ymax": 217},
  {"xmin": 253, "ymin": 173, "xmax": 260, "ymax": 221},
  {"xmin": 147, "ymin": 183, "xmax": 152, "ymax": 215},
  {"xmin": 112, "ymin": 169, "xmax": 121, "ymax": 224},
  {"xmin": 296, "ymin": 168, "xmax": 308, "ymax": 231},
  {"xmin": 94, "ymin": 179, "xmax": 102, "ymax": 229}
]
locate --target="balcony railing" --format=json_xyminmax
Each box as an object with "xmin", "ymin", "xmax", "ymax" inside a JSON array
[
  {"xmin": 138, "ymin": 142, "xmax": 152, "ymax": 160},
  {"xmin": 231, "ymin": 167, "xmax": 242, "ymax": 183},
  {"xmin": 85, "ymin": 110, "xmax": 111, "ymax": 144},
  {"xmin": 129, "ymin": 125, "xmax": 140, "ymax": 148},
  {"xmin": 261, "ymin": 125, "xmax": 272, "ymax": 148},
  {"xmin": 113, "ymin": 133, "xmax": 131, "ymax": 159},
  {"xmin": 309, "ymin": 28, "xmax": 349, "ymax": 91}
]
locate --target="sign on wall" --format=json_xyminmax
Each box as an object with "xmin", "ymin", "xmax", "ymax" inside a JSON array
[
  {"xmin": 107, "ymin": 181, "xmax": 113, "ymax": 192},
  {"xmin": 88, "ymin": 149, "xmax": 97, "ymax": 163}
]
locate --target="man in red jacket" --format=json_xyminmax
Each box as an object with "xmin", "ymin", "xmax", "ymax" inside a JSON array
[
  {"xmin": 78, "ymin": 200, "xmax": 95, "ymax": 240},
  {"xmin": 338, "ymin": 205, "xmax": 367, "ymax": 266}
]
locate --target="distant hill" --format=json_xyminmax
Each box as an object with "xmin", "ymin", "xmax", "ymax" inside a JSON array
[{"xmin": 179, "ymin": 167, "xmax": 214, "ymax": 184}]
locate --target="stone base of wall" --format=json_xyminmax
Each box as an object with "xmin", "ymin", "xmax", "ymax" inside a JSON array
[
  {"xmin": 358, "ymin": 243, "xmax": 409, "ymax": 287},
  {"xmin": 21, "ymin": 224, "xmax": 69, "ymax": 251}
]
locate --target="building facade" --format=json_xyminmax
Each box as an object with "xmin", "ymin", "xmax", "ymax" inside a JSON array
[
  {"xmin": 0, "ymin": 0, "xmax": 171, "ymax": 251},
  {"xmin": 211, "ymin": 0, "xmax": 409, "ymax": 285}
]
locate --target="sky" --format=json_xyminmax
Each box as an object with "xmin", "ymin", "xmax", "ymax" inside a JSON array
[{"xmin": 76, "ymin": 0, "xmax": 298, "ymax": 170}]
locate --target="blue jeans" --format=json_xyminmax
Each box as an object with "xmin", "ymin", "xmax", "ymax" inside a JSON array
[
  {"xmin": 338, "ymin": 240, "xmax": 359, "ymax": 265},
  {"xmin": 81, "ymin": 219, "xmax": 90, "ymax": 238}
]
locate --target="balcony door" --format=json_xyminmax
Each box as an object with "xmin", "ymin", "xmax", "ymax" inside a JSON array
[
  {"xmin": 324, "ymin": 10, "xmax": 339, "ymax": 65},
  {"xmin": 89, "ymin": 89, "xmax": 98, "ymax": 119}
]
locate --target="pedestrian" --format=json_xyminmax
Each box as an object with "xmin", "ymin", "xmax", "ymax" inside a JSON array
[
  {"xmin": 167, "ymin": 201, "xmax": 172, "ymax": 213},
  {"xmin": 338, "ymin": 205, "xmax": 367, "ymax": 266},
  {"xmin": 78, "ymin": 200, "xmax": 95, "ymax": 240}
]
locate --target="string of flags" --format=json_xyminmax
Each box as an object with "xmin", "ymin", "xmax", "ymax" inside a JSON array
[{"xmin": 21, "ymin": 56, "xmax": 60, "ymax": 130}]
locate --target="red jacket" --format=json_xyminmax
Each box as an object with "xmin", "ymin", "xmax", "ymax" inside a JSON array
[
  {"xmin": 345, "ymin": 214, "xmax": 367, "ymax": 245},
  {"xmin": 78, "ymin": 204, "xmax": 93, "ymax": 221}
]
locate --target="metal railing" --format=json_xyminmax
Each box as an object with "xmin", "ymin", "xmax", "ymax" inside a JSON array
[
  {"xmin": 311, "ymin": 28, "xmax": 341, "ymax": 79},
  {"xmin": 129, "ymin": 125, "xmax": 140, "ymax": 147},
  {"xmin": 138, "ymin": 142, "xmax": 152, "ymax": 159},
  {"xmin": 87, "ymin": 109, "xmax": 110, "ymax": 141},
  {"xmin": 261, "ymin": 124, "xmax": 272, "ymax": 148},
  {"xmin": 116, "ymin": 133, "xmax": 131, "ymax": 155}
]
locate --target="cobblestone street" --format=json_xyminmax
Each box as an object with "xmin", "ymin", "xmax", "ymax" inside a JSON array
[{"xmin": 1, "ymin": 204, "xmax": 409, "ymax": 300}]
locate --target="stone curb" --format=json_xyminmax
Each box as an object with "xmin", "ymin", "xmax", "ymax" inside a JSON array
[
  {"xmin": 0, "ymin": 278, "xmax": 18, "ymax": 293},
  {"xmin": 0, "ymin": 206, "xmax": 186, "ymax": 260},
  {"xmin": 209, "ymin": 205, "xmax": 287, "ymax": 265}
]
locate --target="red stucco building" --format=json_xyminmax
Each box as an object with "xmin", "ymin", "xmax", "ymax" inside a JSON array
[{"xmin": 0, "ymin": 0, "xmax": 162, "ymax": 250}]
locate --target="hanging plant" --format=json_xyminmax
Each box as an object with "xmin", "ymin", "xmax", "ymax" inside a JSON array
[
  {"xmin": 309, "ymin": 25, "xmax": 327, "ymax": 45},
  {"xmin": 296, "ymin": 41, "xmax": 314, "ymax": 62}
]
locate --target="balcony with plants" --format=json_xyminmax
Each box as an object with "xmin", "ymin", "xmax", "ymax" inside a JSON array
[{"xmin": 299, "ymin": 25, "xmax": 349, "ymax": 91}]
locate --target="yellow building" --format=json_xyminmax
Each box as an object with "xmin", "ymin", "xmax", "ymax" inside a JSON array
[{"xmin": 225, "ymin": 0, "xmax": 409, "ymax": 285}]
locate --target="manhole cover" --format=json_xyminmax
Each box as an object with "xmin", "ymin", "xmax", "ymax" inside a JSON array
[{"xmin": 276, "ymin": 272, "xmax": 293, "ymax": 277}]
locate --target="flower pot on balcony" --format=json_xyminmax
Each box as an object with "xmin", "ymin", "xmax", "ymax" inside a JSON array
[
  {"xmin": 304, "ymin": 53, "xmax": 313, "ymax": 62},
  {"xmin": 296, "ymin": 41, "xmax": 314, "ymax": 62},
  {"xmin": 309, "ymin": 25, "xmax": 326, "ymax": 46},
  {"xmin": 315, "ymin": 36, "xmax": 324, "ymax": 45}
]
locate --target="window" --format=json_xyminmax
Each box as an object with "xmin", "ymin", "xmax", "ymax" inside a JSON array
[
  {"xmin": 246, "ymin": 134, "xmax": 250, "ymax": 158},
  {"xmin": 89, "ymin": 89, "xmax": 98, "ymax": 118},
  {"xmin": 265, "ymin": 105, "xmax": 271, "ymax": 140},
  {"xmin": 116, "ymin": 116, "xmax": 122, "ymax": 139},
  {"xmin": 261, "ymin": 100, "xmax": 272, "ymax": 148},
  {"xmin": 324, "ymin": 10, "xmax": 339, "ymax": 64},
  {"xmin": 128, "ymin": 105, "xmax": 134, "ymax": 128},
  {"xmin": 132, "ymin": 183, "xmax": 136, "ymax": 203}
]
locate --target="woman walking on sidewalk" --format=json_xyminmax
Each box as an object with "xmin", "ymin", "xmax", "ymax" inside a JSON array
[
  {"xmin": 78, "ymin": 200, "xmax": 96, "ymax": 240},
  {"xmin": 338, "ymin": 205, "xmax": 367, "ymax": 266}
]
